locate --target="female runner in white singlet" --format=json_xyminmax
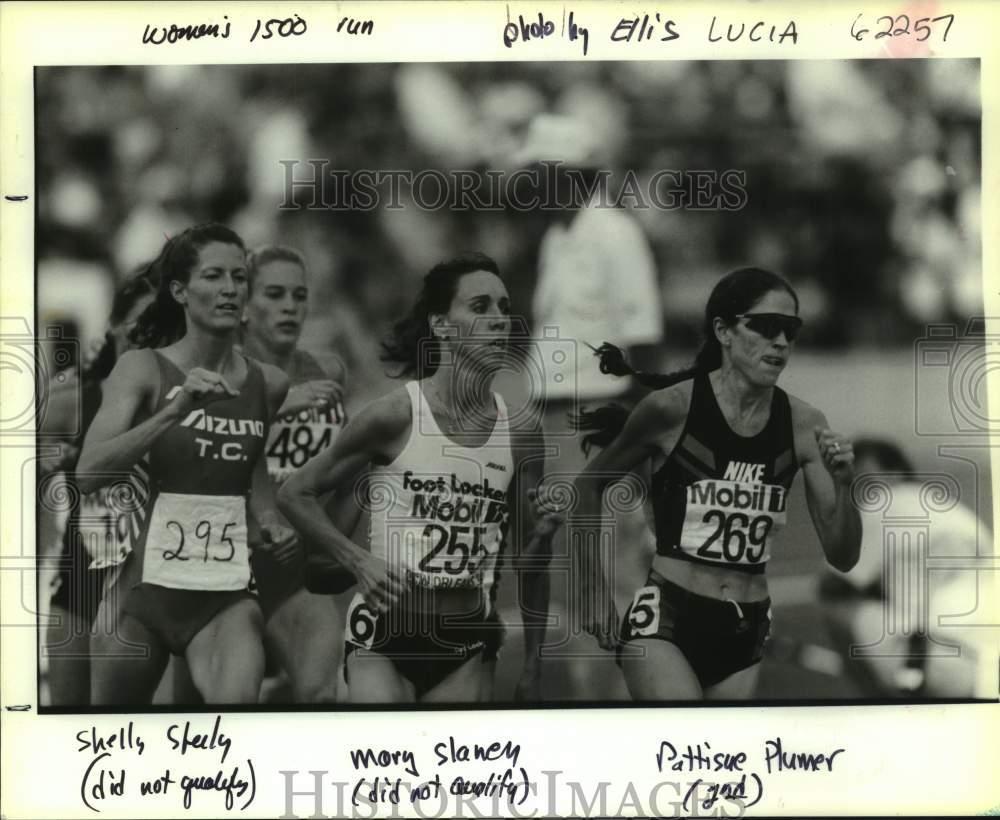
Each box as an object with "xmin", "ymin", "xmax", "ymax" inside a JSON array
[
  {"xmin": 242, "ymin": 244, "xmax": 348, "ymax": 703},
  {"xmin": 572, "ymin": 267, "xmax": 862, "ymax": 700},
  {"xmin": 279, "ymin": 253, "xmax": 561, "ymax": 703},
  {"xmin": 78, "ymin": 224, "xmax": 293, "ymax": 705}
]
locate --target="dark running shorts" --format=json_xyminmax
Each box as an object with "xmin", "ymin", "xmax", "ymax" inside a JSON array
[
  {"xmin": 617, "ymin": 570, "xmax": 772, "ymax": 689},
  {"xmin": 249, "ymin": 543, "xmax": 307, "ymax": 619},
  {"xmin": 123, "ymin": 583, "xmax": 258, "ymax": 656},
  {"xmin": 302, "ymin": 551, "xmax": 356, "ymax": 596},
  {"xmin": 344, "ymin": 594, "xmax": 486, "ymax": 697}
]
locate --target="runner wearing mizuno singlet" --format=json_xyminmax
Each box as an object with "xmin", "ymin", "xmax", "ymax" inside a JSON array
[
  {"xmin": 242, "ymin": 244, "xmax": 350, "ymax": 703},
  {"xmin": 279, "ymin": 253, "xmax": 562, "ymax": 703},
  {"xmin": 572, "ymin": 267, "xmax": 861, "ymax": 700},
  {"xmin": 79, "ymin": 224, "xmax": 292, "ymax": 706},
  {"xmin": 119, "ymin": 350, "xmax": 268, "ymax": 634}
]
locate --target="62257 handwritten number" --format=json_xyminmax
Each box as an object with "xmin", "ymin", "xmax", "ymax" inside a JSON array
[
  {"xmin": 250, "ymin": 14, "xmax": 307, "ymax": 42},
  {"xmin": 851, "ymin": 12, "xmax": 954, "ymax": 42}
]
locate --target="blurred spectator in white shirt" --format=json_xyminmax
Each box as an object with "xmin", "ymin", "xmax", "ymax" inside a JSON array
[
  {"xmin": 515, "ymin": 113, "xmax": 663, "ymax": 405},
  {"xmin": 821, "ymin": 438, "xmax": 996, "ymax": 698}
]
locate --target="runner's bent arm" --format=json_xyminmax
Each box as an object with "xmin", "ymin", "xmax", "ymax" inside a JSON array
[
  {"xmin": 509, "ymin": 416, "xmax": 558, "ymax": 692},
  {"xmin": 277, "ymin": 391, "xmax": 410, "ymax": 609},
  {"xmin": 276, "ymin": 354, "xmax": 348, "ymax": 417},
  {"xmin": 247, "ymin": 364, "xmax": 291, "ymax": 554},
  {"xmin": 571, "ymin": 389, "xmax": 682, "ymax": 647},
  {"xmin": 793, "ymin": 400, "xmax": 862, "ymax": 573},
  {"xmin": 77, "ymin": 350, "xmax": 177, "ymax": 492}
]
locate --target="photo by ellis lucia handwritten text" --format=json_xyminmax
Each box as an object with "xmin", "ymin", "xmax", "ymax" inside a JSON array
[
  {"xmin": 76, "ymin": 715, "xmax": 257, "ymax": 812},
  {"xmin": 501, "ymin": 8, "xmax": 956, "ymax": 54}
]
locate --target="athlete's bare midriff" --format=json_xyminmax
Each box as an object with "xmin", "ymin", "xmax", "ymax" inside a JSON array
[{"xmin": 651, "ymin": 553, "xmax": 770, "ymax": 602}]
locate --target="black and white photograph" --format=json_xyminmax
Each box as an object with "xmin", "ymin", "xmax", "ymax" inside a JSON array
[
  {"xmin": 32, "ymin": 53, "xmax": 995, "ymax": 708},
  {"xmin": 2, "ymin": 1, "xmax": 998, "ymax": 817}
]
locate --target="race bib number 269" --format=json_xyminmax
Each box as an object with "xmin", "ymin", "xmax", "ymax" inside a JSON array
[{"xmin": 679, "ymin": 480, "xmax": 786, "ymax": 566}]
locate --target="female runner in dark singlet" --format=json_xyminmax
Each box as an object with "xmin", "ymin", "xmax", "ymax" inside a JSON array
[
  {"xmin": 278, "ymin": 253, "xmax": 561, "ymax": 703},
  {"xmin": 572, "ymin": 267, "xmax": 862, "ymax": 700},
  {"xmin": 242, "ymin": 244, "xmax": 348, "ymax": 703},
  {"xmin": 40, "ymin": 272, "xmax": 155, "ymax": 705},
  {"xmin": 78, "ymin": 224, "xmax": 293, "ymax": 705}
]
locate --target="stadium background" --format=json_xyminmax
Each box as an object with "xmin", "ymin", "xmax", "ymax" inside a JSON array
[{"xmin": 35, "ymin": 60, "xmax": 991, "ymax": 701}]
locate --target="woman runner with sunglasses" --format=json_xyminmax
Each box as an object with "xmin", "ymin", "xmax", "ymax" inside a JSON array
[{"xmin": 573, "ymin": 267, "xmax": 862, "ymax": 700}]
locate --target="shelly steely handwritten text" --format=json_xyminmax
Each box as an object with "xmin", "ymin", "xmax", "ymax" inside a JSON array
[{"xmin": 76, "ymin": 715, "xmax": 256, "ymax": 813}]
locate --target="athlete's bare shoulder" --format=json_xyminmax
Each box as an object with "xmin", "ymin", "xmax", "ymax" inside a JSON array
[
  {"xmin": 256, "ymin": 360, "xmax": 291, "ymax": 414},
  {"xmin": 344, "ymin": 385, "xmax": 413, "ymax": 461},
  {"xmin": 364, "ymin": 385, "xmax": 412, "ymax": 428},
  {"xmin": 325, "ymin": 352, "xmax": 347, "ymax": 385},
  {"xmin": 785, "ymin": 392, "xmax": 830, "ymax": 468},
  {"xmin": 630, "ymin": 379, "xmax": 694, "ymax": 437},
  {"xmin": 786, "ymin": 392, "xmax": 827, "ymax": 432},
  {"xmin": 93, "ymin": 348, "xmax": 161, "ymax": 420},
  {"xmin": 106, "ymin": 348, "xmax": 159, "ymax": 391},
  {"xmin": 290, "ymin": 349, "xmax": 329, "ymax": 380}
]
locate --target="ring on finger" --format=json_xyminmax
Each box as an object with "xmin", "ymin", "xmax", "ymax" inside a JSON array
[{"xmin": 831, "ymin": 441, "xmax": 840, "ymax": 454}]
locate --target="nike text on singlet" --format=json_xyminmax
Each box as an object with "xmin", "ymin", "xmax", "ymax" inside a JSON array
[
  {"xmin": 133, "ymin": 352, "xmax": 269, "ymax": 591},
  {"xmin": 366, "ymin": 381, "xmax": 514, "ymax": 590},
  {"xmin": 651, "ymin": 373, "xmax": 798, "ymax": 575},
  {"xmin": 264, "ymin": 350, "xmax": 347, "ymax": 485}
]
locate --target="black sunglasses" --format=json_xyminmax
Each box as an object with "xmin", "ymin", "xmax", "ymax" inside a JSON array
[{"xmin": 735, "ymin": 313, "xmax": 803, "ymax": 342}]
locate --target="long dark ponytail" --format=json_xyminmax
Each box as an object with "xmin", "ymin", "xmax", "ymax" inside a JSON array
[
  {"xmin": 573, "ymin": 267, "xmax": 800, "ymax": 454},
  {"xmin": 86, "ymin": 268, "xmax": 159, "ymax": 380},
  {"xmin": 128, "ymin": 223, "xmax": 246, "ymax": 350},
  {"xmin": 380, "ymin": 252, "xmax": 502, "ymax": 378}
]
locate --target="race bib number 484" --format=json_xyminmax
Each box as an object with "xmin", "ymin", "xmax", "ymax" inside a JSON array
[
  {"xmin": 679, "ymin": 479, "xmax": 786, "ymax": 566},
  {"xmin": 141, "ymin": 493, "xmax": 250, "ymax": 590},
  {"xmin": 266, "ymin": 405, "xmax": 345, "ymax": 481}
]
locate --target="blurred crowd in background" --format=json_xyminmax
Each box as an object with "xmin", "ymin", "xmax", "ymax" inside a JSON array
[
  {"xmin": 37, "ymin": 59, "xmax": 982, "ymax": 396},
  {"xmin": 33, "ymin": 60, "xmax": 993, "ymax": 701}
]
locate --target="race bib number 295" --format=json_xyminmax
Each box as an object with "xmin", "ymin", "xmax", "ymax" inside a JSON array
[{"xmin": 142, "ymin": 493, "xmax": 250, "ymax": 590}]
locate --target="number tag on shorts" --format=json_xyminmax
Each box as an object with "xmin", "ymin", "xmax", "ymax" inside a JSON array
[
  {"xmin": 628, "ymin": 585, "xmax": 661, "ymax": 637},
  {"xmin": 141, "ymin": 492, "xmax": 249, "ymax": 590},
  {"xmin": 77, "ymin": 488, "xmax": 132, "ymax": 570},
  {"xmin": 346, "ymin": 593, "xmax": 379, "ymax": 649},
  {"xmin": 679, "ymin": 479, "xmax": 786, "ymax": 567}
]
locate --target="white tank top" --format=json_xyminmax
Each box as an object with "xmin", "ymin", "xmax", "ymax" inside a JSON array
[{"xmin": 367, "ymin": 381, "xmax": 514, "ymax": 591}]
